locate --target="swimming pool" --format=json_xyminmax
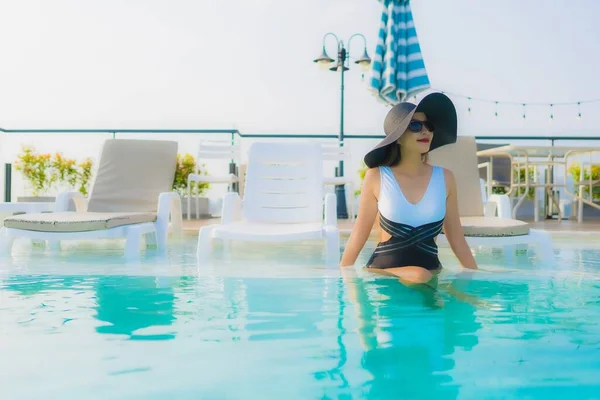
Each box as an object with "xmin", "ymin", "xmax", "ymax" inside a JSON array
[{"xmin": 1, "ymin": 234, "xmax": 600, "ymax": 399}]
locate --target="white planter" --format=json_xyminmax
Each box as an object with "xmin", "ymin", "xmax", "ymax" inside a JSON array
[
  {"xmin": 17, "ymin": 196, "xmax": 56, "ymax": 203},
  {"xmin": 183, "ymin": 196, "xmax": 211, "ymax": 218}
]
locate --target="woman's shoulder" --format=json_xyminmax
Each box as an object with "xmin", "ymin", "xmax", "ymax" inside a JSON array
[
  {"xmin": 439, "ymin": 166, "xmax": 455, "ymax": 180},
  {"xmin": 364, "ymin": 166, "xmax": 382, "ymax": 180},
  {"xmin": 362, "ymin": 167, "xmax": 381, "ymax": 193},
  {"xmin": 438, "ymin": 166, "xmax": 456, "ymax": 194},
  {"xmin": 426, "ymin": 163, "xmax": 454, "ymax": 177},
  {"xmin": 425, "ymin": 164, "xmax": 455, "ymax": 189}
]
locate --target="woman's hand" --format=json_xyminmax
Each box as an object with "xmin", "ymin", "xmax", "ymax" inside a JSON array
[
  {"xmin": 339, "ymin": 168, "xmax": 379, "ymax": 267},
  {"xmin": 442, "ymin": 169, "xmax": 479, "ymax": 270}
]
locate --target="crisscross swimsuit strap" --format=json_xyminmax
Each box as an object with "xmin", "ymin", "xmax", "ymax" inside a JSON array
[{"xmin": 375, "ymin": 213, "xmax": 445, "ymax": 257}]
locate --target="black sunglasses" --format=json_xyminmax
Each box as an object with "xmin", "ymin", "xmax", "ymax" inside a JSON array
[{"xmin": 407, "ymin": 120, "xmax": 434, "ymax": 133}]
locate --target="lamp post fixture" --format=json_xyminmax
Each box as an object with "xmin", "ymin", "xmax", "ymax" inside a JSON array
[{"xmin": 314, "ymin": 32, "xmax": 371, "ymax": 219}]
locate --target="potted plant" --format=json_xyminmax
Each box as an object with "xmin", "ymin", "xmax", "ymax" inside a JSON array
[
  {"xmin": 74, "ymin": 158, "xmax": 94, "ymax": 196},
  {"xmin": 14, "ymin": 146, "xmax": 94, "ymax": 202},
  {"xmin": 51, "ymin": 152, "xmax": 93, "ymax": 196},
  {"xmin": 568, "ymin": 162, "xmax": 600, "ymax": 217},
  {"xmin": 172, "ymin": 153, "xmax": 211, "ymax": 218},
  {"xmin": 569, "ymin": 162, "xmax": 600, "ymax": 202},
  {"xmin": 14, "ymin": 146, "xmax": 56, "ymax": 202}
]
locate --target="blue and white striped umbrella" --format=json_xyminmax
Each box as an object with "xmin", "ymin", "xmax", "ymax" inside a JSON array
[{"xmin": 369, "ymin": 0, "xmax": 430, "ymax": 105}]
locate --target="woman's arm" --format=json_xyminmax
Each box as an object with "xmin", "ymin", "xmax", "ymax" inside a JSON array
[
  {"xmin": 340, "ymin": 168, "xmax": 379, "ymax": 267},
  {"xmin": 442, "ymin": 169, "xmax": 478, "ymax": 270}
]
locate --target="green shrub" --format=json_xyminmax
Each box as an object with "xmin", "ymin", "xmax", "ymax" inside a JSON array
[{"xmin": 172, "ymin": 153, "xmax": 210, "ymax": 197}]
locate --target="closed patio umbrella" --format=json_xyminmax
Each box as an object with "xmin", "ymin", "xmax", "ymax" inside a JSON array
[{"xmin": 369, "ymin": 0, "xmax": 430, "ymax": 104}]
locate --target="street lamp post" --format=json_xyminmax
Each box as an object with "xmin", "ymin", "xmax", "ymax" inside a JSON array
[{"xmin": 314, "ymin": 33, "xmax": 371, "ymax": 219}]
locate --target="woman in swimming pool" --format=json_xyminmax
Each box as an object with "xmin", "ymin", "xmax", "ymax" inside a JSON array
[{"xmin": 340, "ymin": 92, "xmax": 478, "ymax": 285}]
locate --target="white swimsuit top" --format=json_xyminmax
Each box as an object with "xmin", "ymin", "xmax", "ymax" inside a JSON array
[{"xmin": 378, "ymin": 165, "xmax": 446, "ymax": 227}]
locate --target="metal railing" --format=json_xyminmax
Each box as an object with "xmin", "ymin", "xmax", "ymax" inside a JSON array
[
  {"xmin": 3, "ymin": 126, "xmax": 600, "ymax": 142},
  {"xmin": 2, "ymin": 126, "xmax": 599, "ymax": 206}
]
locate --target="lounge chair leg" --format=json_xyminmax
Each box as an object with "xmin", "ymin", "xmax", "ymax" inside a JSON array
[
  {"xmin": 324, "ymin": 226, "xmax": 340, "ymax": 267},
  {"xmin": 187, "ymin": 182, "xmax": 192, "ymax": 221},
  {"xmin": 195, "ymin": 195, "xmax": 200, "ymax": 220},
  {"xmin": 145, "ymin": 232, "xmax": 158, "ymax": 249},
  {"xmin": 170, "ymin": 195, "xmax": 183, "ymax": 239},
  {"xmin": 197, "ymin": 224, "xmax": 216, "ymax": 264},
  {"xmin": 530, "ymin": 229, "xmax": 553, "ymax": 264},
  {"xmin": 222, "ymin": 238, "xmax": 232, "ymax": 255},
  {"xmin": 503, "ymin": 245, "xmax": 516, "ymax": 265},
  {"xmin": 124, "ymin": 227, "xmax": 142, "ymax": 259},
  {"xmin": 47, "ymin": 240, "xmax": 61, "ymax": 252},
  {"xmin": 31, "ymin": 239, "xmax": 46, "ymax": 249},
  {"xmin": 515, "ymin": 243, "xmax": 528, "ymax": 257},
  {"xmin": 155, "ymin": 224, "xmax": 168, "ymax": 251},
  {"xmin": 0, "ymin": 228, "xmax": 14, "ymax": 255}
]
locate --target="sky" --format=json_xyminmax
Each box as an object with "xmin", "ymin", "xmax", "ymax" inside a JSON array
[{"xmin": 0, "ymin": 0, "xmax": 599, "ymax": 196}]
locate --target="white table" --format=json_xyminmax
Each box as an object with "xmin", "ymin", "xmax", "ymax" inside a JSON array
[{"xmin": 476, "ymin": 145, "xmax": 600, "ymax": 222}]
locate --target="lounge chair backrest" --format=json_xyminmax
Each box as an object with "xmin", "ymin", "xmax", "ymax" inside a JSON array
[
  {"xmin": 321, "ymin": 141, "xmax": 350, "ymax": 162},
  {"xmin": 243, "ymin": 142, "xmax": 324, "ymax": 223},
  {"xmin": 87, "ymin": 139, "xmax": 178, "ymax": 213},
  {"xmin": 196, "ymin": 139, "xmax": 242, "ymax": 161},
  {"xmin": 428, "ymin": 136, "xmax": 484, "ymax": 217}
]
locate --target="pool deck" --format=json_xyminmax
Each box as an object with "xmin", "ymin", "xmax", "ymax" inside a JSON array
[{"xmin": 182, "ymin": 217, "xmax": 600, "ymax": 235}]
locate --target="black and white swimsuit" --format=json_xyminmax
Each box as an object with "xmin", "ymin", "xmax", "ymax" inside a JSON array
[{"xmin": 367, "ymin": 166, "xmax": 446, "ymax": 271}]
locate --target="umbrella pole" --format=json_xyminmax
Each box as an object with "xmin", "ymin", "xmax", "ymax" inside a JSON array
[
  {"xmin": 4, "ymin": 163, "xmax": 11, "ymax": 202},
  {"xmin": 336, "ymin": 47, "xmax": 349, "ymax": 220},
  {"xmin": 314, "ymin": 33, "xmax": 370, "ymax": 221}
]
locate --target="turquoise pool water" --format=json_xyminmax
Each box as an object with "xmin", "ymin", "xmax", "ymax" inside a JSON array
[{"xmin": 1, "ymin": 234, "xmax": 600, "ymax": 399}]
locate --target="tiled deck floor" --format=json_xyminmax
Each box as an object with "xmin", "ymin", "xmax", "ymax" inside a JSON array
[{"xmin": 182, "ymin": 216, "xmax": 600, "ymax": 235}]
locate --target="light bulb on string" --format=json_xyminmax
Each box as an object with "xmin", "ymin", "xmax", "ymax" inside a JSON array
[{"xmin": 432, "ymin": 91, "xmax": 600, "ymax": 122}]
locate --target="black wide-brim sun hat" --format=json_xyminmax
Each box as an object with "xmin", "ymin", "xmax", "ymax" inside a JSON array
[{"xmin": 364, "ymin": 92, "xmax": 458, "ymax": 168}]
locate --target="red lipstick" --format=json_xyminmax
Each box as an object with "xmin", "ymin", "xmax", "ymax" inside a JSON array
[{"xmin": 417, "ymin": 138, "xmax": 430, "ymax": 143}]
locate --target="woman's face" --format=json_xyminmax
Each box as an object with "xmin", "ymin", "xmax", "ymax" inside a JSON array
[{"xmin": 398, "ymin": 112, "xmax": 434, "ymax": 155}]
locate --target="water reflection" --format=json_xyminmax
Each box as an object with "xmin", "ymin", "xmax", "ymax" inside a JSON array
[
  {"xmin": 340, "ymin": 276, "xmax": 475, "ymax": 398},
  {"xmin": 243, "ymin": 277, "xmax": 339, "ymax": 341},
  {"xmin": 339, "ymin": 273, "xmax": 539, "ymax": 399},
  {"xmin": 1, "ymin": 274, "xmax": 179, "ymax": 341},
  {"xmin": 2, "ymin": 269, "xmax": 600, "ymax": 398},
  {"xmin": 94, "ymin": 276, "xmax": 177, "ymax": 341}
]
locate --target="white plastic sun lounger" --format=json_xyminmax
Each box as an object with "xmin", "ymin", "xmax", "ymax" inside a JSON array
[
  {"xmin": 0, "ymin": 139, "xmax": 182, "ymax": 258},
  {"xmin": 196, "ymin": 141, "xmax": 340, "ymax": 266},
  {"xmin": 428, "ymin": 136, "xmax": 553, "ymax": 262}
]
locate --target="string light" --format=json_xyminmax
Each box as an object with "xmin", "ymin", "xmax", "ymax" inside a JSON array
[
  {"xmin": 437, "ymin": 91, "xmax": 600, "ymax": 107},
  {"xmin": 410, "ymin": 90, "xmax": 598, "ymax": 120}
]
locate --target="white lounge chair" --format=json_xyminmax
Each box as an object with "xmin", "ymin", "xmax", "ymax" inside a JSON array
[
  {"xmin": 0, "ymin": 139, "xmax": 182, "ymax": 258},
  {"xmin": 196, "ymin": 142, "xmax": 340, "ymax": 266},
  {"xmin": 428, "ymin": 137, "xmax": 553, "ymax": 262},
  {"xmin": 186, "ymin": 139, "xmax": 241, "ymax": 220}
]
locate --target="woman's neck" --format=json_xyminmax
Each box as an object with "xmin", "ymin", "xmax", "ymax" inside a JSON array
[{"xmin": 398, "ymin": 150, "xmax": 426, "ymax": 174}]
